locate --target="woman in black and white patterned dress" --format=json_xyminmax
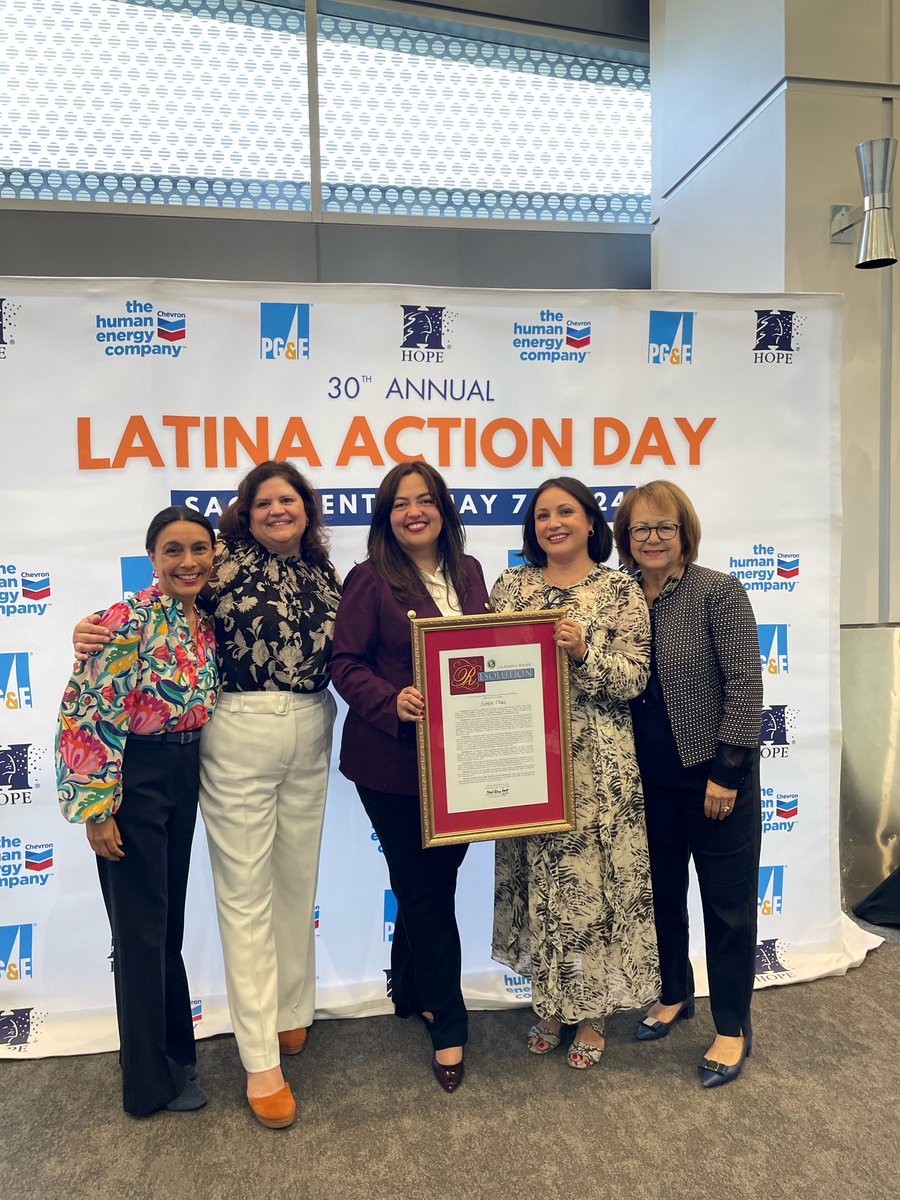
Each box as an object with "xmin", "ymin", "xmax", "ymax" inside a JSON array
[
  {"xmin": 612, "ymin": 480, "xmax": 762, "ymax": 1089},
  {"xmin": 490, "ymin": 477, "xmax": 659, "ymax": 1069}
]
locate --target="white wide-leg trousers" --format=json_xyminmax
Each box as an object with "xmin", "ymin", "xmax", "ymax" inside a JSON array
[{"xmin": 199, "ymin": 689, "xmax": 336, "ymax": 1072}]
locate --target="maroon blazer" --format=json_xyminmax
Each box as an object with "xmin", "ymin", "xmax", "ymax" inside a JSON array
[{"xmin": 331, "ymin": 556, "xmax": 490, "ymax": 795}]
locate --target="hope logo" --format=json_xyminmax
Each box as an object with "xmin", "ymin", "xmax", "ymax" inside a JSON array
[
  {"xmin": 758, "ymin": 866, "xmax": 784, "ymax": 916},
  {"xmin": 758, "ymin": 623, "xmax": 789, "ymax": 674},
  {"xmin": 0, "ymin": 297, "xmax": 21, "ymax": 360},
  {"xmin": 760, "ymin": 704, "xmax": 796, "ymax": 746},
  {"xmin": 260, "ymin": 303, "xmax": 310, "ymax": 361},
  {"xmin": 754, "ymin": 938, "xmax": 793, "ymax": 980},
  {"xmin": 0, "ymin": 653, "xmax": 33, "ymax": 711},
  {"xmin": 383, "ymin": 889, "xmax": 397, "ymax": 942},
  {"xmin": 401, "ymin": 305, "xmax": 445, "ymax": 351},
  {"xmin": 0, "ymin": 1007, "xmax": 38, "ymax": 1048},
  {"xmin": 648, "ymin": 310, "xmax": 694, "ymax": 365},
  {"xmin": 755, "ymin": 309, "xmax": 796, "ymax": 352},
  {"xmin": 0, "ymin": 924, "xmax": 34, "ymax": 981},
  {"xmin": 0, "ymin": 743, "xmax": 30, "ymax": 791}
]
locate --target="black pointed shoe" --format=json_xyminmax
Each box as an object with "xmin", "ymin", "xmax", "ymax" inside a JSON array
[
  {"xmin": 698, "ymin": 1020, "xmax": 752, "ymax": 1088},
  {"xmin": 635, "ymin": 997, "xmax": 695, "ymax": 1041}
]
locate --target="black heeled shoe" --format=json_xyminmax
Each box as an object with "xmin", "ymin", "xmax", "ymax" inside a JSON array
[
  {"xmin": 635, "ymin": 997, "xmax": 695, "ymax": 1041},
  {"xmin": 431, "ymin": 1053, "xmax": 465, "ymax": 1093},
  {"xmin": 698, "ymin": 1018, "xmax": 752, "ymax": 1088}
]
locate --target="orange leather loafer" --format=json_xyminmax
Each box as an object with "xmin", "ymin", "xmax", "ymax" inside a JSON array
[
  {"xmin": 277, "ymin": 1026, "xmax": 309, "ymax": 1056},
  {"xmin": 247, "ymin": 1083, "xmax": 297, "ymax": 1129}
]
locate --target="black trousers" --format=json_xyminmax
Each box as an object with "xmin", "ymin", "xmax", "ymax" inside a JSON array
[
  {"xmin": 641, "ymin": 752, "xmax": 761, "ymax": 1037},
  {"xmin": 96, "ymin": 736, "xmax": 200, "ymax": 1116},
  {"xmin": 357, "ymin": 785, "xmax": 469, "ymax": 1051}
]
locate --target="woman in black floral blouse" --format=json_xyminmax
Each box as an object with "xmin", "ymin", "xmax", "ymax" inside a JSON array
[{"xmin": 75, "ymin": 461, "xmax": 341, "ymax": 1129}]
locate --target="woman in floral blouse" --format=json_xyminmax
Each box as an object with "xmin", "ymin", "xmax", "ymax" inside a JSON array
[
  {"xmin": 57, "ymin": 506, "xmax": 218, "ymax": 1117},
  {"xmin": 75, "ymin": 463, "xmax": 341, "ymax": 1130}
]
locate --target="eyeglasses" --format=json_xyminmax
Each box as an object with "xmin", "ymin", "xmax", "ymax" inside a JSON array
[{"xmin": 628, "ymin": 522, "xmax": 681, "ymax": 542}]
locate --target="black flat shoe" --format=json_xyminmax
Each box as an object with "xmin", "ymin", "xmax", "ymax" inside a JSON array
[
  {"xmin": 698, "ymin": 1020, "xmax": 752, "ymax": 1089},
  {"xmin": 635, "ymin": 997, "xmax": 695, "ymax": 1041},
  {"xmin": 431, "ymin": 1054, "xmax": 464, "ymax": 1093}
]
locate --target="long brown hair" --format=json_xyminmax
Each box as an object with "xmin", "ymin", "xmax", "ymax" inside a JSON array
[
  {"xmin": 218, "ymin": 460, "xmax": 330, "ymax": 568},
  {"xmin": 367, "ymin": 462, "xmax": 468, "ymax": 601}
]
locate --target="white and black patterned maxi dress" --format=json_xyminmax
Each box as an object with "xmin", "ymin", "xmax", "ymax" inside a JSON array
[{"xmin": 490, "ymin": 563, "xmax": 660, "ymax": 1024}]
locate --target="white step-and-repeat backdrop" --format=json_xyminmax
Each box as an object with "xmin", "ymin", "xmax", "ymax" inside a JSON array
[{"xmin": 0, "ymin": 279, "xmax": 878, "ymax": 1057}]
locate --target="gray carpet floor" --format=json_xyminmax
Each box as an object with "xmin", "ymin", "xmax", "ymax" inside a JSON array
[{"xmin": 2, "ymin": 937, "xmax": 898, "ymax": 1200}]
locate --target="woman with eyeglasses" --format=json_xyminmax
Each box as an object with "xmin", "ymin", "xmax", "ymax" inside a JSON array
[
  {"xmin": 490, "ymin": 477, "xmax": 658, "ymax": 1070},
  {"xmin": 612, "ymin": 481, "xmax": 763, "ymax": 1089}
]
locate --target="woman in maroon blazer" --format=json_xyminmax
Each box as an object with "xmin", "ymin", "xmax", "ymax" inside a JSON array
[{"xmin": 330, "ymin": 462, "xmax": 489, "ymax": 1093}]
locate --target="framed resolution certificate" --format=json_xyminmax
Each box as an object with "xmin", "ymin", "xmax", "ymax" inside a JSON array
[{"xmin": 410, "ymin": 609, "xmax": 575, "ymax": 847}]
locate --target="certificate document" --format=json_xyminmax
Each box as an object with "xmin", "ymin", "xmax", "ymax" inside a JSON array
[{"xmin": 411, "ymin": 610, "xmax": 575, "ymax": 847}]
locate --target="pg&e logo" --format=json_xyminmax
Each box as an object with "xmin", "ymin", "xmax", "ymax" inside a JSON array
[
  {"xmin": 753, "ymin": 309, "xmax": 804, "ymax": 364},
  {"xmin": 648, "ymin": 310, "xmax": 693, "ymax": 365},
  {"xmin": 260, "ymin": 303, "xmax": 310, "ymax": 361},
  {"xmin": 0, "ymin": 924, "xmax": 34, "ymax": 981},
  {"xmin": 401, "ymin": 305, "xmax": 447, "ymax": 363},
  {"xmin": 758, "ymin": 623, "xmax": 789, "ymax": 674},
  {"xmin": 0, "ymin": 653, "xmax": 33, "ymax": 712},
  {"xmin": 758, "ymin": 866, "xmax": 784, "ymax": 916},
  {"xmin": 120, "ymin": 556, "xmax": 154, "ymax": 599},
  {"xmin": 383, "ymin": 889, "xmax": 397, "ymax": 942}
]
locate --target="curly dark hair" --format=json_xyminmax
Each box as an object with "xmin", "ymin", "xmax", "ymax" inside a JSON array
[
  {"xmin": 367, "ymin": 462, "xmax": 468, "ymax": 601},
  {"xmin": 519, "ymin": 477, "xmax": 613, "ymax": 567},
  {"xmin": 218, "ymin": 461, "xmax": 330, "ymax": 567}
]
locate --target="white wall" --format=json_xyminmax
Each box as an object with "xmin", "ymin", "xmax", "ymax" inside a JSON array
[{"xmin": 652, "ymin": 0, "xmax": 900, "ymax": 624}]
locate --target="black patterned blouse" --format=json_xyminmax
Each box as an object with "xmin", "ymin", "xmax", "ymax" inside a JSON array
[{"xmin": 206, "ymin": 536, "xmax": 342, "ymax": 693}]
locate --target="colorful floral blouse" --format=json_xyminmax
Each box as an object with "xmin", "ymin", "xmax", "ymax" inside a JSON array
[{"xmin": 56, "ymin": 586, "xmax": 218, "ymax": 824}]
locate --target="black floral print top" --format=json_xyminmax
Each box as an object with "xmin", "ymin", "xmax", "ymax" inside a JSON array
[{"xmin": 207, "ymin": 536, "xmax": 342, "ymax": 693}]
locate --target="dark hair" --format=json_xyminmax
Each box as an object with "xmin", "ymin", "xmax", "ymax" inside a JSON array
[
  {"xmin": 520, "ymin": 477, "xmax": 613, "ymax": 567},
  {"xmin": 367, "ymin": 462, "xmax": 468, "ymax": 601},
  {"xmin": 612, "ymin": 479, "xmax": 701, "ymax": 570},
  {"xmin": 218, "ymin": 460, "xmax": 330, "ymax": 567},
  {"xmin": 145, "ymin": 506, "xmax": 215, "ymax": 554}
]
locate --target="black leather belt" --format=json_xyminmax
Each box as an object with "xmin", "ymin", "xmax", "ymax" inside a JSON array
[{"xmin": 128, "ymin": 729, "xmax": 203, "ymax": 744}]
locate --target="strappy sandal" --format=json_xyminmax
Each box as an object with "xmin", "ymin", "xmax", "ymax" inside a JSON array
[
  {"xmin": 566, "ymin": 1019, "xmax": 606, "ymax": 1069},
  {"xmin": 527, "ymin": 1019, "xmax": 563, "ymax": 1055}
]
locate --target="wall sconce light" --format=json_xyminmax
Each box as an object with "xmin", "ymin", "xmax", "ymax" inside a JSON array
[{"xmin": 830, "ymin": 138, "xmax": 897, "ymax": 268}]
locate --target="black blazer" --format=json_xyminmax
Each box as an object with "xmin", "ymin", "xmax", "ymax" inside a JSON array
[{"xmin": 647, "ymin": 563, "xmax": 763, "ymax": 768}]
